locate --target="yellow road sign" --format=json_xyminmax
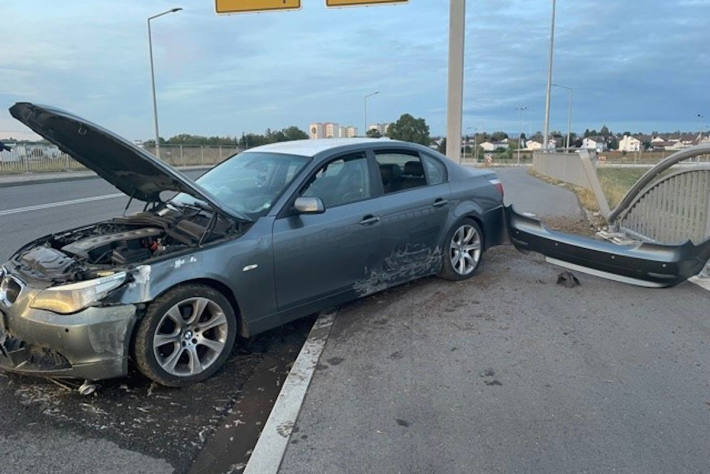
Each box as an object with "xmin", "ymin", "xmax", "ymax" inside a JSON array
[
  {"xmin": 215, "ymin": 0, "xmax": 301, "ymax": 14},
  {"xmin": 325, "ymin": 0, "xmax": 407, "ymax": 6}
]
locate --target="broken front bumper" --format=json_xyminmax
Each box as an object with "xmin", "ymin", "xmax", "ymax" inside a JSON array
[
  {"xmin": 0, "ymin": 299, "xmax": 137, "ymax": 381},
  {"xmin": 506, "ymin": 205, "xmax": 710, "ymax": 288}
]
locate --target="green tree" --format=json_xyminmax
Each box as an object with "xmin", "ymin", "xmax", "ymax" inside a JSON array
[
  {"xmin": 491, "ymin": 131, "xmax": 508, "ymax": 142},
  {"xmin": 386, "ymin": 114, "xmax": 430, "ymax": 145},
  {"xmin": 366, "ymin": 128, "xmax": 382, "ymax": 138},
  {"xmin": 437, "ymin": 138, "xmax": 447, "ymax": 154}
]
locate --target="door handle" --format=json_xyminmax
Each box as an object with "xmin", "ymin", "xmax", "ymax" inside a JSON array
[
  {"xmin": 433, "ymin": 198, "xmax": 449, "ymax": 208},
  {"xmin": 360, "ymin": 215, "xmax": 380, "ymax": 225}
]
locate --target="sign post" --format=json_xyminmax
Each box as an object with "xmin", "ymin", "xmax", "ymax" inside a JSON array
[{"xmin": 445, "ymin": 0, "xmax": 465, "ymax": 162}]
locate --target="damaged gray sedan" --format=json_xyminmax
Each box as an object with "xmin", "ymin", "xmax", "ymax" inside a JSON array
[{"xmin": 0, "ymin": 103, "xmax": 505, "ymax": 386}]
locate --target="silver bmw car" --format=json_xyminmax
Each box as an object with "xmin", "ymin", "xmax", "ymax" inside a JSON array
[{"xmin": 0, "ymin": 103, "xmax": 506, "ymax": 386}]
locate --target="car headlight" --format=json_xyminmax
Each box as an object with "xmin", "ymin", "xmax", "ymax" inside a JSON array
[{"xmin": 31, "ymin": 272, "xmax": 127, "ymax": 314}]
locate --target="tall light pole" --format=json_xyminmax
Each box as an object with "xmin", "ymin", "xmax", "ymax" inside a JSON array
[
  {"xmin": 364, "ymin": 91, "xmax": 379, "ymax": 137},
  {"xmin": 553, "ymin": 84, "xmax": 573, "ymax": 151},
  {"xmin": 148, "ymin": 7, "xmax": 182, "ymax": 158},
  {"xmin": 516, "ymin": 106, "xmax": 527, "ymax": 164},
  {"xmin": 543, "ymin": 0, "xmax": 556, "ymax": 151},
  {"xmin": 698, "ymin": 113, "xmax": 705, "ymax": 141}
]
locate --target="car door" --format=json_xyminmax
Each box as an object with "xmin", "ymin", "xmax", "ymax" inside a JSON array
[
  {"xmin": 272, "ymin": 151, "xmax": 384, "ymax": 313},
  {"xmin": 367, "ymin": 149, "xmax": 451, "ymax": 286}
]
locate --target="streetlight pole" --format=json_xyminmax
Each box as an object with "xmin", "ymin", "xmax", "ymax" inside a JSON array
[
  {"xmin": 698, "ymin": 113, "xmax": 705, "ymax": 141},
  {"xmin": 463, "ymin": 127, "xmax": 478, "ymax": 165},
  {"xmin": 543, "ymin": 0, "xmax": 556, "ymax": 151},
  {"xmin": 553, "ymin": 84, "xmax": 573, "ymax": 151},
  {"xmin": 364, "ymin": 91, "xmax": 379, "ymax": 137},
  {"xmin": 516, "ymin": 106, "xmax": 527, "ymax": 164},
  {"xmin": 148, "ymin": 7, "xmax": 182, "ymax": 158}
]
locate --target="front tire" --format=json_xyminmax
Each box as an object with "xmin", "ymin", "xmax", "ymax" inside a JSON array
[
  {"xmin": 134, "ymin": 284, "xmax": 237, "ymax": 387},
  {"xmin": 438, "ymin": 218, "xmax": 484, "ymax": 281}
]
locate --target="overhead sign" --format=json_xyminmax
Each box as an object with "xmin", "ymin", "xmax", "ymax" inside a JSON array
[
  {"xmin": 215, "ymin": 0, "xmax": 301, "ymax": 14},
  {"xmin": 325, "ymin": 0, "xmax": 407, "ymax": 7}
]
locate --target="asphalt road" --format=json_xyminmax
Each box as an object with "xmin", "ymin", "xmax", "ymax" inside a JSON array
[
  {"xmin": 0, "ymin": 171, "xmax": 208, "ymax": 261},
  {"xmin": 280, "ymin": 168, "xmax": 710, "ymax": 473},
  {"xmin": 0, "ymin": 171, "xmax": 314, "ymax": 473},
  {"xmin": 3, "ymin": 168, "xmax": 707, "ymax": 473}
]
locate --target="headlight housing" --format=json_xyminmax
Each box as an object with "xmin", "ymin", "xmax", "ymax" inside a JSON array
[{"xmin": 31, "ymin": 272, "xmax": 127, "ymax": 314}]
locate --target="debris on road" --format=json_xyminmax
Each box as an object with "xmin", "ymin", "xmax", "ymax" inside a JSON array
[{"xmin": 557, "ymin": 271, "xmax": 580, "ymax": 288}]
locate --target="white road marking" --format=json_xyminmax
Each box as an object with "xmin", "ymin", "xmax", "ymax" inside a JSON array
[
  {"xmin": 689, "ymin": 275, "xmax": 710, "ymax": 292},
  {"xmin": 244, "ymin": 310, "xmax": 337, "ymax": 474},
  {"xmin": 0, "ymin": 193, "xmax": 124, "ymax": 216}
]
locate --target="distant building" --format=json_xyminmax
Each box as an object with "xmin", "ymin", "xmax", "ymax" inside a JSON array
[
  {"xmin": 339, "ymin": 125, "xmax": 358, "ymax": 138},
  {"xmin": 479, "ymin": 141, "xmax": 507, "ymax": 152},
  {"xmin": 309, "ymin": 122, "xmax": 357, "ymax": 139},
  {"xmin": 618, "ymin": 135, "xmax": 641, "ymax": 152},
  {"xmin": 582, "ymin": 137, "xmax": 607, "ymax": 152},
  {"xmin": 309, "ymin": 123, "xmax": 325, "ymax": 139},
  {"xmin": 525, "ymin": 140, "xmax": 543, "ymax": 151},
  {"xmin": 324, "ymin": 122, "xmax": 339, "ymax": 139},
  {"xmin": 367, "ymin": 123, "xmax": 390, "ymax": 136}
]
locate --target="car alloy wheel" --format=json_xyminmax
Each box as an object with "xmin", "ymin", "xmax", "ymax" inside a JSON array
[
  {"xmin": 152, "ymin": 297, "xmax": 229, "ymax": 377},
  {"xmin": 449, "ymin": 223, "xmax": 481, "ymax": 276}
]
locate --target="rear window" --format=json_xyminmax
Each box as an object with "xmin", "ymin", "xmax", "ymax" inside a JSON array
[{"xmin": 375, "ymin": 151, "xmax": 426, "ymax": 194}]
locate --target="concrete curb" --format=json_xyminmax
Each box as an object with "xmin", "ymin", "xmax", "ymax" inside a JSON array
[
  {"xmin": 0, "ymin": 165, "xmax": 212, "ymax": 188},
  {"xmin": 243, "ymin": 310, "xmax": 337, "ymax": 474}
]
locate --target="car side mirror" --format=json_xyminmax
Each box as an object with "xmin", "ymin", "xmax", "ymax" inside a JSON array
[{"xmin": 293, "ymin": 196, "xmax": 325, "ymax": 214}]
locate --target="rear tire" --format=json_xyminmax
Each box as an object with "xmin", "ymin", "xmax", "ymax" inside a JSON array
[
  {"xmin": 438, "ymin": 218, "xmax": 484, "ymax": 281},
  {"xmin": 134, "ymin": 284, "xmax": 237, "ymax": 387}
]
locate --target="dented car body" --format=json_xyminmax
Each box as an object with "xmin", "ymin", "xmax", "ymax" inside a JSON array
[{"xmin": 0, "ymin": 103, "xmax": 505, "ymax": 385}]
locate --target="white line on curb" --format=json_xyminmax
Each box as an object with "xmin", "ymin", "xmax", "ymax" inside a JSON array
[
  {"xmin": 0, "ymin": 193, "xmax": 124, "ymax": 216},
  {"xmin": 244, "ymin": 310, "xmax": 337, "ymax": 474}
]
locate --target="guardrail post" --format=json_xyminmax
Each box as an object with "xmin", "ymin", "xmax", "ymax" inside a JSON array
[
  {"xmin": 179, "ymin": 145, "xmax": 184, "ymax": 165},
  {"xmin": 219, "ymin": 145, "xmax": 223, "ymax": 161},
  {"xmin": 579, "ymin": 149, "xmax": 611, "ymax": 218}
]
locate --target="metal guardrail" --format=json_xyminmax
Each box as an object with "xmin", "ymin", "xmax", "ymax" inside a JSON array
[
  {"xmin": 609, "ymin": 144, "xmax": 710, "ymax": 245},
  {"xmin": 0, "ymin": 144, "xmax": 235, "ymax": 174}
]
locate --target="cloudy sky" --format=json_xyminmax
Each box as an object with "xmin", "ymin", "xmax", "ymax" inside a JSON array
[{"xmin": 1, "ymin": 0, "xmax": 709, "ymax": 141}]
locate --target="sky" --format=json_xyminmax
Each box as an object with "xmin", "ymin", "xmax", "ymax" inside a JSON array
[{"xmin": 1, "ymin": 0, "xmax": 709, "ymax": 141}]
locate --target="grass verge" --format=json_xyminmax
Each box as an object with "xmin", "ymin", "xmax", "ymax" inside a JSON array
[{"xmin": 529, "ymin": 167, "xmax": 652, "ymax": 213}]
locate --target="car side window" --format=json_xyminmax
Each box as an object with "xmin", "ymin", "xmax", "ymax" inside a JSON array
[
  {"xmin": 300, "ymin": 153, "xmax": 372, "ymax": 208},
  {"xmin": 374, "ymin": 151, "xmax": 426, "ymax": 194},
  {"xmin": 421, "ymin": 154, "xmax": 447, "ymax": 185}
]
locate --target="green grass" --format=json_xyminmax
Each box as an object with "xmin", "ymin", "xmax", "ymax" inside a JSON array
[{"xmin": 596, "ymin": 168, "xmax": 650, "ymax": 208}]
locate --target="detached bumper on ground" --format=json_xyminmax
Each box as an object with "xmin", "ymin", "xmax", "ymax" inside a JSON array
[
  {"xmin": 506, "ymin": 205, "xmax": 710, "ymax": 288},
  {"xmin": 0, "ymin": 302, "xmax": 137, "ymax": 380}
]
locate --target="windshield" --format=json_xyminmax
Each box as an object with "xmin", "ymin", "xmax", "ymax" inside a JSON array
[{"xmin": 172, "ymin": 151, "xmax": 310, "ymax": 219}]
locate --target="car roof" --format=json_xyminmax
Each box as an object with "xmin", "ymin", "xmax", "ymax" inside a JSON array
[{"xmin": 249, "ymin": 138, "xmax": 406, "ymax": 157}]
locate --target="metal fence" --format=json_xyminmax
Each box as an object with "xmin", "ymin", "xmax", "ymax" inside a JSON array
[
  {"xmin": 609, "ymin": 145, "xmax": 710, "ymax": 245},
  {"xmin": 0, "ymin": 144, "xmax": 236, "ymax": 174}
]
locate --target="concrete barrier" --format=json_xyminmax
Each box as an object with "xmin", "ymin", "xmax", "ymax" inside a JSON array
[
  {"xmin": 533, "ymin": 150, "xmax": 611, "ymax": 217},
  {"xmin": 532, "ymin": 150, "xmax": 595, "ymax": 188}
]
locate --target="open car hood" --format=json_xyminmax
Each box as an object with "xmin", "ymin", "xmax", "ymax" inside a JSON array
[{"xmin": 9, "ymin": 102, "xmax": 242, "ymax": 218}]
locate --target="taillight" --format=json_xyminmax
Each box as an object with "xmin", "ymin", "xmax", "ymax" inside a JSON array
[{"xmin": 489, "ymin": 178, "xmax": 504, "ymax": 198}]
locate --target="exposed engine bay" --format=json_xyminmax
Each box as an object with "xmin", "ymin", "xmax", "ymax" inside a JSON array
[{"xmin": 11, "ymin": 205, "xmax": 244, "ymax": 283}]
